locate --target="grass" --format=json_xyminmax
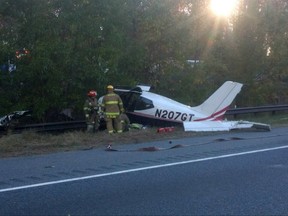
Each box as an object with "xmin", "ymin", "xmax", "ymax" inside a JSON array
[
  {"xmin": 1, "ymin": 113, "xmax": 288, "ymax": 158},
  {"xmin": 226, "ymin": 112, "xmax": 288, "ymax": 126},
  {"xmin": 0, "ymin": 127, "xmax": 198, "ymax": 158}
]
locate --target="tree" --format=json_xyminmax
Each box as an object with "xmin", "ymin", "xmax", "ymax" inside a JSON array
[{"xmin": 1, "ymin": 0, "xmax": 288, "ymax": 121}]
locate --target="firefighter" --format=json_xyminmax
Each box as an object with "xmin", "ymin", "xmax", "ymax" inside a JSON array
[
  {"xmin": 120, "ymin": 111, "xmax": 130, "ymax": 132},
  {"xmin": 83, "ymin": 90, "xmax": 99, "ymax": 132},
  {"xmin": 102, "ymin": 85, "xmax": 124, "ymax": 134}
]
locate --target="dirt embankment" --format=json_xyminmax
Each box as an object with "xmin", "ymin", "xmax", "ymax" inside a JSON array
[{"xmin": 0, "ymin": 127, "xmax": 203, "ymax": 158}]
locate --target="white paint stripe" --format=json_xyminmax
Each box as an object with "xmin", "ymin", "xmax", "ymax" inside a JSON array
[{"xmin": 1, "ymin": 145, "xmax": 288, "ymax": 193}]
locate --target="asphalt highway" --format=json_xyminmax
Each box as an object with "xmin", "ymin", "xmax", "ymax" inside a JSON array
[{"xmin": 1, "ymin": 127, "xmax": 288, "ymax": 215}]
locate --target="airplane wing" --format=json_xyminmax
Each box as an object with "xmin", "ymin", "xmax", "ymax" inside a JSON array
[
  {"xmin": 0, "ymin": 110, "xmax": 31, "ymax": 128},
  {"xmin": 183, "ymin": 120, "xmax": 271, "ymax": 132}
]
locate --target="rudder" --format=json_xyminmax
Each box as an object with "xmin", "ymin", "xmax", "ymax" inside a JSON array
[{"xmin": 194, "ymin": 81, "xmax": 243, "ymax": 120}]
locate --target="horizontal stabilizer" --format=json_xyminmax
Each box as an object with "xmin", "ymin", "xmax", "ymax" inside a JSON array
[{"xmin": 183, "ymin": 120, "xmax": 271, "ymax": 132}]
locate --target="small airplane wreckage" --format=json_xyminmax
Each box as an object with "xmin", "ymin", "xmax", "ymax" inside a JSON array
[
  {"xmin": 0, "ymin": 110, "xmax": 31, "ymax": 130},
  {"xmin": 114, "ymin": 81, "xmax": 271, "ymax": 132}
]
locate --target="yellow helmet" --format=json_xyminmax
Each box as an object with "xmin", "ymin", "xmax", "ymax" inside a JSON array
[{"xmin": 107, "ymin": 85, "xmax": 114, "ymax": 89}]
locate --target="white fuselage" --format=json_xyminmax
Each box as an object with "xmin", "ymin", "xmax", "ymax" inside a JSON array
[{"xmin": 131, "ymin": 91, "xmax": 208, "ymax": 123}]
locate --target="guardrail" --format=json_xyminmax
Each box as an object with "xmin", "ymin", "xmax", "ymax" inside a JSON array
[
  {"xmin": 1, "ymin": 121, "xmax": 87, "ymax": 136},
  {"xmin": 225, "ymin": 104, "xmax": 288, "ymax": 117}
]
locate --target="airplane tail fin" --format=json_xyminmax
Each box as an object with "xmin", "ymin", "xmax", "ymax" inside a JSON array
[{"xmin": 194, "ymin": 81, "xmax": 243, "ymax": 121}]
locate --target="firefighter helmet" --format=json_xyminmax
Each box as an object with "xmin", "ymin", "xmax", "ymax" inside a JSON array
[
  {"xmin": 107, "ymin": 85, "xmax": 114, "ymax": 89},
  {"xmin": 87, "ymin": 90, "xmax": 97, "ymax": 97}
]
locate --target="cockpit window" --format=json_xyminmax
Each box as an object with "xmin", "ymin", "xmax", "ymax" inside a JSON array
[
  {"xmin": 134, "ymin": 96, "xmax": 154, "ymax": 110},
  {"xmin": 116, "ymin": 91, "xmax": 154, "ymax": 111},
  {"xmin": 120, "ymin": 92, "xmax": 140, "ymax": 111}
]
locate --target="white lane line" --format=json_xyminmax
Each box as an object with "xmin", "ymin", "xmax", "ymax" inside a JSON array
[{"xmin": 1, "ymin": 145, "xmax": 288, "ymax": 193}]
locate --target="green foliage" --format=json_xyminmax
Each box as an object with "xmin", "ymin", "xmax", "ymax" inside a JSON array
[{"xmin": 1, "ymin": 0, "xmax": 288, "ymax": 121}]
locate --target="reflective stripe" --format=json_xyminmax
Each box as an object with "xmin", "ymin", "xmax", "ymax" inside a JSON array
[
  {"xmin": 105, "ymin": 101, "xmax": 119, "ymax": 105},
  {"xmin": 106, "ymin": 116, "xmax": 116, "ymax": 118},
  {"xmin": 106, "ymin": 112, "xmax": 120, "ymax": 116}
]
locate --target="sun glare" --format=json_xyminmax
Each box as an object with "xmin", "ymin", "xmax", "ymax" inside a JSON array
[{"xmin": 210, "ymin": 0, "xmax": 238, "ymax": 17}]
